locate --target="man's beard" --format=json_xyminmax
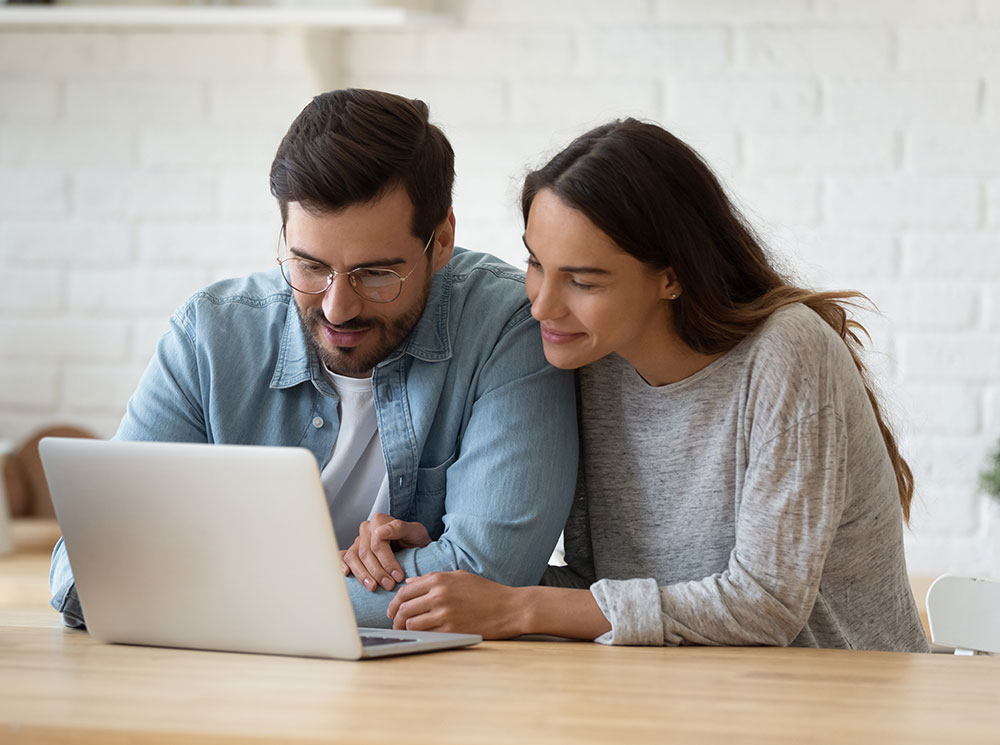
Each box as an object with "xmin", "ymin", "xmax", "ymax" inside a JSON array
[{"xmin": 296, "ymin": 285, "xmax": 431, "ymax": 378}]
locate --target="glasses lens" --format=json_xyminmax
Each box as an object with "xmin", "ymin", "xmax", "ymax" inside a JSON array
[
  {"xmin": 282, "ymin": 259, "xmax": 331, "ymax": 294},
  {"xmin": 353, "ymin": 269, "xmax": 403, "ymax": 303}
]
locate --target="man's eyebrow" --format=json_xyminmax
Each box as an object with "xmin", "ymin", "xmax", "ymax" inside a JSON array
[
  {"xmin": 521, "ymin": 236, "xmax": 611, "ymax": 276},
  {"xmin": 288, "ymin": 247, "xmax": 407, "ymax": 269}
]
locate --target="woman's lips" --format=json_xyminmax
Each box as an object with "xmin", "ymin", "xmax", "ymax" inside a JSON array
[{"xmin": 540, "ymin": 325, "xmax": 585, "ymax": 344}]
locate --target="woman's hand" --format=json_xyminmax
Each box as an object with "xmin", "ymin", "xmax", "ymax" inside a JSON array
[
  {"xmin": 387, "ymin": 570, "xmax": 526, "ymax": 639},
  {"xmin": 341, "ymin": 513, "xmax": 431, "ymax": 592}
]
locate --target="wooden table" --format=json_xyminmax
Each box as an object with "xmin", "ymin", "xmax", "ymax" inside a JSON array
[{"xmin": 2, "ymin": 552, "xmax": 999, "ymax": 745}]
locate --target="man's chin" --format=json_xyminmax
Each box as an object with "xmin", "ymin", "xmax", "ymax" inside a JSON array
[{"xmin": 315, "ymin": 342, "xmax": 379, "ymax": 378}]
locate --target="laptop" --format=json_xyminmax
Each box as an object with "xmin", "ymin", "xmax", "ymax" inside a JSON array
[{"xmin": 38, "ymin": 437, "xmax": 481, "ymax": 660}]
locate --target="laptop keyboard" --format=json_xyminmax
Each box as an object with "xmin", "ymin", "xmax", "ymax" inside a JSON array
[{"xmin": 361, "ymin": 634, "xmax": 418, "ymax": 647}]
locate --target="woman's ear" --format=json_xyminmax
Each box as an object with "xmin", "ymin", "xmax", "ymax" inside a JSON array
[
  {"xmin": 660, "ymin": 267, "xmax": 682, "ymax": 301},
  {"xmin": 431, "ymin": 209, "xmax": 456, "ymax": 272}
]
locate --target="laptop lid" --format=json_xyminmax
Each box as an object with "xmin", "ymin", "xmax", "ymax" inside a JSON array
[{"xmin": 39, "ymin": 438, "xmax": 479, "ymax": 660}]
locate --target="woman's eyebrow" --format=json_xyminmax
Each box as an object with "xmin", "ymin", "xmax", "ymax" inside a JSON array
[{"xmin": 522, "ymin": 238, "xmax": 610, "ymax": 275}]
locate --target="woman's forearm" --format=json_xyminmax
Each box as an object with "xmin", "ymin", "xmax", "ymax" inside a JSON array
[{"xmin": 515, "ymin": 586, "xmax": 612, "ymax": 640}]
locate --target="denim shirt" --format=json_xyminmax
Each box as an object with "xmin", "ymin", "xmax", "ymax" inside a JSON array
[{"xmin": 50, "ymin": 248, "xmax": 578, "ymax": 627}]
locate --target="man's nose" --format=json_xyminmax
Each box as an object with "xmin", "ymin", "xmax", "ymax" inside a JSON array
[{"xmin": 321, "ymin": 274, "xmax": 364, "ymax": 325}]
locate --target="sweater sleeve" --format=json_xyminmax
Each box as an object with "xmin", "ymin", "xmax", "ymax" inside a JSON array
[{"xmin": 590, "ymin": 406, "xmax": 848, "ymax": 646}]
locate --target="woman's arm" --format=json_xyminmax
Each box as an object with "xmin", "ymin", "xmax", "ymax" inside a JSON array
[
  {"xmin": 388, "ymin": 408, "xmax": 850, "ymax": 645},
  {"xmin": 592, "ymin": 406, "xmax": 850, "ymax": 647},
  {"xmin": 386, "ymin": 571, "xmax": 611, "ymax": 640}
]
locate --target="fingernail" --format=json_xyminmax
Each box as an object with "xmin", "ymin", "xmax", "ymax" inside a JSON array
[
  {"xmin": 381, "ymin": 577, "xmax": 394, "ymax": 590},
  {"xmin": 363, "ymin": 578, "xmax": 375, "ymax": 591},
  {"xmin": 392, "ymin": 570, "xmax": 404, "ymax": 582}
]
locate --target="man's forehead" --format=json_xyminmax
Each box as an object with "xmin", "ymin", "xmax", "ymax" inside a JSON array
[{"xmin": 283, "ymin": 199, "xmax": 420, "ymax": 268}]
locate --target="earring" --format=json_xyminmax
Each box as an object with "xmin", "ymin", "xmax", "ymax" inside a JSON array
[{"xmin": 670, "ymin": 293, "xmax": 678, "ymax": 300}]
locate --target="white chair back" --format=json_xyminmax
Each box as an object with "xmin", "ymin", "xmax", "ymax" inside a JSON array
[{"xmin": 926, "ymin": 575, "xmax": 1000, "ymax": 655}]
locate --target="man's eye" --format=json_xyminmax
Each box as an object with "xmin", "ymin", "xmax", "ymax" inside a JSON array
[
  {"xmin": 355, "ymin": 269, "xmax": 397, "ymax": 287},
  {"xmin": 300, "ymin": 261, "xmax": 328, "ymax": 276}
]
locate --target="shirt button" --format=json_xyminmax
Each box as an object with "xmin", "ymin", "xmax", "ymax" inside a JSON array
[{"xmin": 312, "ymin": 416, "xmax": 324, "ymax": 429}]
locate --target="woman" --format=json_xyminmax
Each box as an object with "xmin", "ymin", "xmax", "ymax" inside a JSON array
[{"xmin": 379, "ymin": 119, "xmax": 929, "ymax": 651}]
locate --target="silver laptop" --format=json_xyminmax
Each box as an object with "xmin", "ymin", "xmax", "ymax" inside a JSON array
[{"xmin": 39, "ymin": 437, "xmax": 481, "ymax": 660}]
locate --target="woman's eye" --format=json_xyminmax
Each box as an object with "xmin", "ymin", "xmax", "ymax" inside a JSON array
[
  {"xmin": 524, "ymin": 256, "xmax": 541, "ymax": 270},
  {"xmin": 570, "ymin": 280, "xmax": 596, "ymax": 290}
]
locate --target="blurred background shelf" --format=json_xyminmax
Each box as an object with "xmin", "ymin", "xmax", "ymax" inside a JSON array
[{"xmin": 0, "ymin": 4, "xmax": 450, "ymax": 29}]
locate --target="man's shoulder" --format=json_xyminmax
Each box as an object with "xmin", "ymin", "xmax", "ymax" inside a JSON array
[
  {"xmin": 403, "ymin": 247, "xmax": 537, "ymax": 366},
  {"xmin": 443, "ymin": 248, "xmax": 531, "ymax": 325},
  {"xmin": 181, "ymin": 268, "xmax": 292, "ymax": 314},
  {"xmin": 171, "ymin": 269, "xmax": 295, "ymax": 351},
  {"xmin": 447, "ymin": 247, "xmax": 527, "ymax": 287}
]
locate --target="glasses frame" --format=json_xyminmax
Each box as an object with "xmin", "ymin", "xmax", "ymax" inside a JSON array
[{"xmin": 276, "ymin": 227, "xmax": 435, "ymax": 304}]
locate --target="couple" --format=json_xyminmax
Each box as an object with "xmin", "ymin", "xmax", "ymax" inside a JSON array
[{"xmin": 50, "ymin": 88, "xmax": 928, "ymax": 652}]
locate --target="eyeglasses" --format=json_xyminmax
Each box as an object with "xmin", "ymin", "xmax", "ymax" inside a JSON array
[{"xmin": 277, "ymin": 228, "xmax": 435, "ymax": 304}]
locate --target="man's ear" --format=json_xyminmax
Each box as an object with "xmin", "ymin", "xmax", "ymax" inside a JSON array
[
  {"xmin": 431, "ymin": 209, "xmax": 456, "ymax": 271},
  {"xmin": 660, "ymin": 267, "xmax": 682, "ymax": 301}
]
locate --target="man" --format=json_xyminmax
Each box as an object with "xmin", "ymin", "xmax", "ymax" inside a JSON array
[{"xmin": 49, "ymin": 89, "xmax": 578, "ymax": 628}]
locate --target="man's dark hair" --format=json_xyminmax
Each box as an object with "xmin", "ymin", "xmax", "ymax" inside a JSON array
[{"xmin": 270, "ymin": 88, "xmax": 455, "ymax": 240}]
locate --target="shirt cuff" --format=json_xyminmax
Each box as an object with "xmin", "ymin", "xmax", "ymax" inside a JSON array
[
  {"xmin": 589, "ymin": 578, "xmax": 662, "ymax": 645},
  {"xmin": 49, "ymin": 536, "xmax": 86, "ymax": 628}
]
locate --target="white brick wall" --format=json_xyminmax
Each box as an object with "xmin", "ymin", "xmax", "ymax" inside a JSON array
[
  {"xmin": 0, "ymin": 269, "xmax": 63, "ymax": 313},
  {"xmin": 1, "ymin": 0, "xmax": 999, "ymax": 578},
  {"xmin": 669, "ymin": 77, "xmax": 821, "ymax": 130},
  {"xmin": 0, "ymin": 170, "xmax": 70, "ymax": 216},
  {"xmin": 824, "ymin": 77, "xmax": 981, "ymax": 126},
  {"xmin": 578, "ymin": 29, "xmax": 729, "ymax": 76},
  {"xmin": 736, "ymin": 28, "xmax": 892, "ymax": 74},
  {"xmin": 827, "ymin": 176, "xmax": 981, "ymax": 228}
]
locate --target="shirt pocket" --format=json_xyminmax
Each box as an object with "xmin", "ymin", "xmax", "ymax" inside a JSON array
[{"xmin": 413, "ymin": 452, "xmax": 457, "ymax": 538}]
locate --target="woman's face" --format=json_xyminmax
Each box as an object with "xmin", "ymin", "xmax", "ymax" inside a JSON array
[{"xmin": 523, "ymin": 189, "xmax": 676, "ymax": 371}]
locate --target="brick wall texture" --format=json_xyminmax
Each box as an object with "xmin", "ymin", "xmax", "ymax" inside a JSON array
[{"xmin": 1, "ymin": 0, "xmax": 998, "ymax": 576}]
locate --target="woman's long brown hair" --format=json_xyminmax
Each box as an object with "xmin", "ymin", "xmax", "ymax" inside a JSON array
[{"xmin": 522, "ymin": 119, "xmax": 913, "ymax": 523}]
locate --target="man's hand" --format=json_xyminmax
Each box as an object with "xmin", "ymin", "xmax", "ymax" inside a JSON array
[
  {"xmin": 386, "ymin": 570, "xmax": 525, "ymax": 639},
  {"xmin": 341, "ymin": 513, "xmax": 431, "ymax": 592}
]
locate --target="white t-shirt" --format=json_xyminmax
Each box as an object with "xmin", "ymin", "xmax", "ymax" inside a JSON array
[{"xmin": 320, "ymin": 368, "xmax": 390, "ymax": 548}]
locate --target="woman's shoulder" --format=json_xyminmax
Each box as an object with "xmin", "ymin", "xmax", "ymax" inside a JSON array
[
  {"xmin": 746, "ymin": 303, "xmax": 849, "ymax": 372},
  {"xmin": 756, "ymin": 302, "xmax": 840, "ymax": 344},
  {"xmin": 742, "ymin": 302, "xmax": 866, "ymax": 419}
]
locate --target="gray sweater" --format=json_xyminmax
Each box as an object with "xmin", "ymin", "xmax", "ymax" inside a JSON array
[{"xmin": 542, "ymin": 304, "xmax": 929, "ymax": 652}]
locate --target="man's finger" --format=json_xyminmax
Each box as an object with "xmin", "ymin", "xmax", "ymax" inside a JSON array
[
  {"xmin": 344, "ymin": 550, "xmax": 378, "ymax": 592},
  {"xmin": 374, "ymin": 519, "xmax": 430, "ymax": 549},
  {"xmin": 357, "ymin": 538, "xmax": 396, "ymax": 591},
  {"xmin": 370, "ymin": 532, "xmax": 404, "ymax": 584}
]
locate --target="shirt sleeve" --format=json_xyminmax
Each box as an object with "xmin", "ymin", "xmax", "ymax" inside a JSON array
[
  {"xmin": 115, "ymin": 309, "xmax": 207, "ymax": 443},
  {"xmin": 47, "ymin": 310, "xmax": 206, "ymax": 625},
  {"xmin": 347, "ymin": 312, "xmax": 579, "ymax": 627},
  {"xmin": 49, "ymin": 536, "xmax": 86, "ymax": 628},
  {"xmin": 590, "ymin": 407, "xmax": 848, "ymax": 646}
]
